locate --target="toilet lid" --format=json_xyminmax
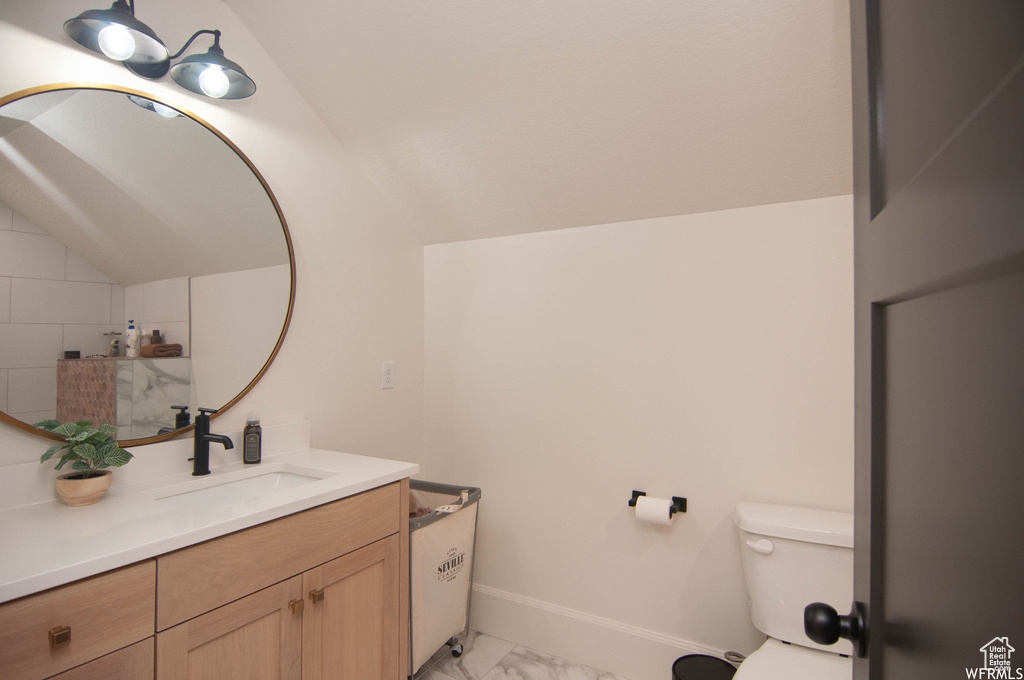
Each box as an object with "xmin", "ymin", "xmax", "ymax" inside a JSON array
[{"xmin": 733, "ymin": 638, "xmax": 851, "ymax": 680}]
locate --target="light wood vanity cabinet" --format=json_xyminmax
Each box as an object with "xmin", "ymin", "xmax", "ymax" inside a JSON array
[
  {"xmin": 0, "ymin": 561, "xmax": 155, "ymax": 680},
  {"xmin": 155, "ymin": 481, "xmax": 408, "ymax": 680},
  {"xmin": 155, "ymin": 481, "xmax": 402, "ymax": 630},
  {"xmin": 0, "ymin": 479, "xmax": 409, "ymax": 680},
  {"xmin": 156, "ymin": 534, "xmax": 402, "ymax": 680}
]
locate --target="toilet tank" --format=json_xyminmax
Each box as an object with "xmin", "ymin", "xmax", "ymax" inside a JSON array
[{"xmin": 735, "ymin": 503, "xmax": 854, "ymax": 655}]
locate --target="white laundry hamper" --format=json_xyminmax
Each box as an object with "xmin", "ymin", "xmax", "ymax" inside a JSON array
[{"xmin": 408, "ymin": 480, "xmax": 481, "ymax": 678}]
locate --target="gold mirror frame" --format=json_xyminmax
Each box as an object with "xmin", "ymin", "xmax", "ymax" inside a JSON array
[{"xmin": 0, "ymin": 83, "xmax": 295, "ymax": 446}]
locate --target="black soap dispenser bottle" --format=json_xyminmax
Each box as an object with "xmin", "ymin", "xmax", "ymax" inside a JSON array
[{"xmin": 243, "ymin": 409, "xmax": 262, "ymax": 464}]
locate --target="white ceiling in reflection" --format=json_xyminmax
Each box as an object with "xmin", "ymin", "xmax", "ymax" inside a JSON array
[{"xmin": 0, "ymin": 89, "xmax": 287, "ymax": 286}]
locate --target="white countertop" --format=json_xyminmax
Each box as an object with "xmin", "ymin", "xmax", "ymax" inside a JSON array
[{"xmin": 0, "ymin": 421, "xmax": 419, "ymax": 604}]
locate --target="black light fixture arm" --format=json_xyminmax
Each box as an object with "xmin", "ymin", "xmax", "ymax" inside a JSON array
[
  {"xmin": 168, "ymin": 29, "xmax": 221, "ymax": 60},
  {"xmin": 107, "ymin": 0, "xmax": 136, "ymax": 14}
]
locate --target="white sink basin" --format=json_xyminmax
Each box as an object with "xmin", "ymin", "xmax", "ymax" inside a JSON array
[{"xmin": 149, "ymin": 465, "xmax": 334, "ymax": 511}]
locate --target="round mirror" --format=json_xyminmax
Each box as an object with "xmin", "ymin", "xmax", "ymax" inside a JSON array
[{"xmin": 0, "ymin": 84, "xmax": 294, "ymax": 446}]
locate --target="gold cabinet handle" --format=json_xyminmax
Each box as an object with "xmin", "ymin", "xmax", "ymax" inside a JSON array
[
  {"xmin": 309, "ymin": 588, "xmax": 325, "ymax": 604},
  {"xmin": 49, "ymin": 625, "xmax": 71, "ymax": 648},
  {"xmin": 288, "ymin": 599, "xmax": 305, "ymax": 615}
]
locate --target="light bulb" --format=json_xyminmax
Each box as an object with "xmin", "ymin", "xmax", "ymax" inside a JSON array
[
  {"xmin": 198, "ymin": 66, "xmax": 230, "ymax": 98},
  {"xmin": 97, "ymin": 24, "xmax": 135, "ymax": 61},
  {"xmin": 152, "ymin": 102, "xmax": 178, "ymax": 118}
]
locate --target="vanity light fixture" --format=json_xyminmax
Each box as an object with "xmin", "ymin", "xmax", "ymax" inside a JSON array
[
  {"xmin": 63, "ymin": 1, "xmax": 256, "ymax": 99},
  {"xmin": 126, "ymin": 94, "xmax": 180, "ymax": 118},
  {"xmin": 168, "ymin": 31, "xmax": 257, "ymax": 100},
  {"xmin": 63, "ymin": 0, "xmax": 168, "ymax": 65}
]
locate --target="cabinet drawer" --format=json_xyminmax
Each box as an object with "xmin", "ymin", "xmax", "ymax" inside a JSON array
[
  {"xmin": 48, "ymin": 637, "xmax": 154, "ymax": 680},
  {"xmin": 0, "ymin": 561, "xmax": 156, "ymax": 680},
  {"xmin": 157, "ymin": 482, "xmax": 401, "ymax": 630}
]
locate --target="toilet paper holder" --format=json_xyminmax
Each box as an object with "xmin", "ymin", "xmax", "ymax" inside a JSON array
[{"xmin": 628, "ymin": 490, "xmax": 687, "ymax": 516}]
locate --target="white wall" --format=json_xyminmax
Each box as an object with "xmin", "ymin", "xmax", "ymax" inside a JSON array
[
  {"xmin": 124, "ymin": 277, "xmax": 190, "ymax": 356},
  {"xmin": 0, "ymin": 1, "xmax": 424, "ymax": 467},
  {"xmin": 190, "ymin": 264, "xmax": 290, "ymax": 410},
  {"xmin": 424, "ymin": 196, "xmax": 854, "ymax": 679},
  {"xmin": 0, "ymin": 198, "xmax": 123, "ymax": 423}
]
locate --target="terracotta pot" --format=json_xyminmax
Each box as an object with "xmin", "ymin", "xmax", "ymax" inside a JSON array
[{"xmin": 55, "ymin": 470, "xmax": 113, "ymax": 507}]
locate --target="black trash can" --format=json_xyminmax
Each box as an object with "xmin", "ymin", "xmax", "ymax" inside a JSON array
[{"xmin": 671, "ymin": 654, "xmax": 736, "ymax": 680}]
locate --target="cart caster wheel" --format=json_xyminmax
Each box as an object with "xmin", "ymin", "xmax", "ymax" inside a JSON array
[{"xmin": 451, "ymin": 644, "xmax": 463, "ymax": 658}]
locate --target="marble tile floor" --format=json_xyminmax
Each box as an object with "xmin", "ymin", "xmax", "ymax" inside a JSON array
[{"xmin": 416, "ymin": 630, "xmax": 633, "ymax": 680}]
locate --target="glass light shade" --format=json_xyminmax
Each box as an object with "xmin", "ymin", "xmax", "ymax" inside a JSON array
[
  {"xmin": 97, "ymin": 23, "xmax": 135, "ymax": 60},
  {"xmin": 152, "ymin": 101, "xmax": 180, "ymax": 118}
]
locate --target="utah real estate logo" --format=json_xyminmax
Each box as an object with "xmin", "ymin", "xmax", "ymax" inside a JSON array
[{"xmin": 967, "ymin": 637, "xmax": 1022, "ymax": 679}]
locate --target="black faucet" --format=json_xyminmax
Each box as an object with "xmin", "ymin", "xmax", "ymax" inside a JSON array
[
  {"xmin": 190, "ymin": 408, "xmax": 234, "ymax": 476},
  {"xmin": 172, "ymin": 404, "xmax": 191, "ymax": 429},
  {"xmin": 158, "ymin": 405, "xmax": 192, "ymax": 435}
]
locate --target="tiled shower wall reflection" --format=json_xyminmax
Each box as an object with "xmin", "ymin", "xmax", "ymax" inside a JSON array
[
  {"xmin": 123, "ymin": 278, "xmax": 191, "ymax": 358},
  {"xmin": 54, "ymin": 357, "xmax": 190, "ymax": 439},
  {"xmin": 117, "ymin": 357, "xmax": 191, "ymax": 439},
  {"xmin": 0, "ymin": 200, "xmax": 123, "ymax": 423},
  {"xmin": 0, "ymin": 199, "xmax": 190, "ymax": 426}
]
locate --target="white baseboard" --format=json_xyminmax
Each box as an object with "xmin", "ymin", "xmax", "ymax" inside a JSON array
[{"xmin": 469, "ymin": 584, "xmax": 732, "ymax": 680}]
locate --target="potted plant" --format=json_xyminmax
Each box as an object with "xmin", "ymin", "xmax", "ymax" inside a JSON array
[{"xmin": 34, "ymin": 420, "xmax": 134, "ymax": 506}]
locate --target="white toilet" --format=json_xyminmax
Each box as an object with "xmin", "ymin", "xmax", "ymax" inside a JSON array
[{"xmin": 733, "ymin": 503, "xmax": 854, "ymax": 679}]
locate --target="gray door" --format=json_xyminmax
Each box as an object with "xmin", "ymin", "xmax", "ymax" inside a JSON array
[{"xmin": 849, "ymin": 2, "xmax": 1024, "ymax": 678}]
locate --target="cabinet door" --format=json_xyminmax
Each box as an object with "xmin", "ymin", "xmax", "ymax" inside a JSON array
[
  {"xmin": 156, "ymin": 576, "xmax": 302, "ymax": 680},
  {"xmin": 303, "ymin": 535, "xmax": 401, "ymax": 680}
]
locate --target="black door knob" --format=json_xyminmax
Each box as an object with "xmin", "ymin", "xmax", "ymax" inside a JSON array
[{"xmin": 804, "ymin": 601, "xmax": 868, "ymax": 658}]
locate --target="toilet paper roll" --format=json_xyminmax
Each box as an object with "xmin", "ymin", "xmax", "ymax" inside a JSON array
[{"xmin": 635, "ymin": 495, "xmax": 674, "ymax": 526}]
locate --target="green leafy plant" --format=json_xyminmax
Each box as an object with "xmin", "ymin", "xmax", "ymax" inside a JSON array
[{"xmin": 34, "ymin": 420, "xmax": 133, "ymax": 477}]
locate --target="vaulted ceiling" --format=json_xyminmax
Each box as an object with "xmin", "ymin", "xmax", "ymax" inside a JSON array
[{"xmin": 226, "ymin": 0, "xmax": 852, "ymax": 244}]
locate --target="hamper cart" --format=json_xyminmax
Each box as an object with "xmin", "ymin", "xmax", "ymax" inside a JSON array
[{"xmin": 408, "ymin": 480, "xmax": 481, "ymax": 679}]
